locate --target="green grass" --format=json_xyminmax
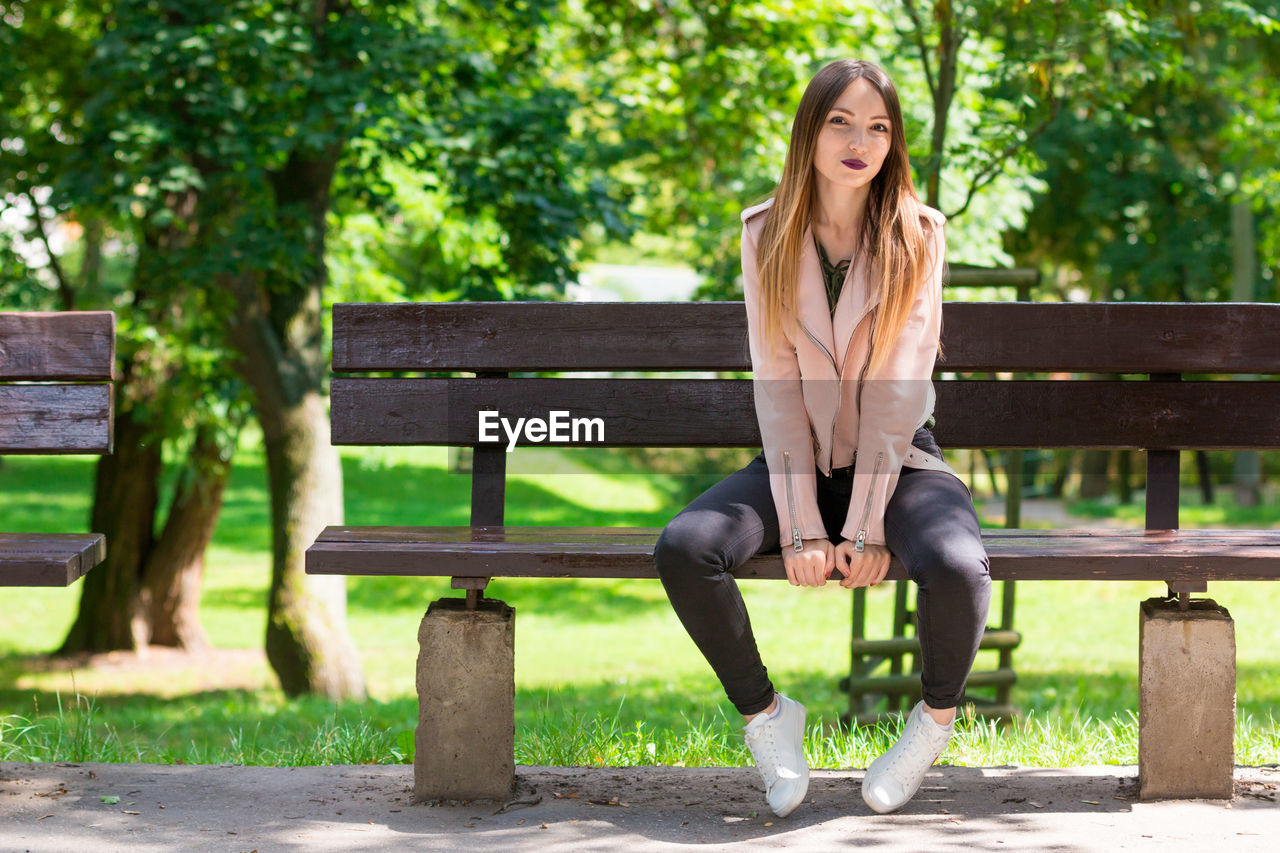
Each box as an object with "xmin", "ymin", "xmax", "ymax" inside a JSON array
[{"xmin": 1, "ymin": 441, "xmax": 1278, "ymax": 768}]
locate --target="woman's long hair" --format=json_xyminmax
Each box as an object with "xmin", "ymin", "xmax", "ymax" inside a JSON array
[{"xmin": 755, "ymin": 59, "xmax": 943, "ymax": 375}]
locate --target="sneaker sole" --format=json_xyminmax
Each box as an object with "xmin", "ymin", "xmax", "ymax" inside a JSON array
[
  {"xmin": 860, "ymin": 747, "xmax": 945, "ymax": 814},
  {"xmin": 860, "ymin": 755, "xmax": 900, "ymax": 814},
  {"xmin": 771, "ymin": 698, "xmax": 809, "ymax": 818},
  {"xmin": 860, "ymin": 782, "xmax": 900, "ymax": 814},
  {"xmin": 771, "ymin": 773, "xmax": 810, "ymax": 818}
]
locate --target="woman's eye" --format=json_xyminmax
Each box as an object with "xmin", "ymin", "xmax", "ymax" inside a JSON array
[{"xmin": 828, "ymin": 116, "xmax": 888, "ymax": 132}]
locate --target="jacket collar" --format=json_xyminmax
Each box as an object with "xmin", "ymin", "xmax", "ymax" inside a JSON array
[
  {"xmin": 797, "ymin": 223, "xmax": 882, "ymax": 377},
  {"xmin": 742, "ymin": 197, "xmax": 883, "ymax": 377}
]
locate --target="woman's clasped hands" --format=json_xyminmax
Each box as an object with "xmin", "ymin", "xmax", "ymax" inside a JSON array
[{"xmin": 781, "ymin": 538, "xmax": 891, "ymax": 589}]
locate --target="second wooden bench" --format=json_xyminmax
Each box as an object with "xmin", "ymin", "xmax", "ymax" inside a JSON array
[{"xmin": 0, "ymin": 311, "xmax": 115, "ymax": 587}]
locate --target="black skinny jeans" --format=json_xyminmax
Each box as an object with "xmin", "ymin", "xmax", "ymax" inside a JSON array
[{"xmin": 654, "ymin": 427, "xmax": 992, "ymax": 716}]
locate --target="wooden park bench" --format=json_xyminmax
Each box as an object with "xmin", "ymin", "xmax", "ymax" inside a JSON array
[
  {"xmin": 307, "ymin": 300, "xmax": 1280, "ymax": 802},
  {"xmin": 0, "ymin": 311, "xmax": 115, "ymax": 586}
]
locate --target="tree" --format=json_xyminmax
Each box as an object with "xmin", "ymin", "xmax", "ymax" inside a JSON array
[
  {"xmin": 561, "ymin": 1, "xmax": 1182, "ymax": 291},
  {"xmin": 2, "ymin": 0, "xmax": 239, "ymax": 653},
  {"xmin": 1007, "ymin": 2, "xmax": 1278, "ymax": 499},
  {"xmin": 5, "ymin": 0, "xmax": 632, "ymax": 696}
]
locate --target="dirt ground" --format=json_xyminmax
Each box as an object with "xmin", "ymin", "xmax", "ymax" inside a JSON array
[{"xmin": 2, "ymin": 761, "xmax": 1277, "ymax": 852}]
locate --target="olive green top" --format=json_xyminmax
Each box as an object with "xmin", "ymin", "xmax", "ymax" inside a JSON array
[{"xmin": 813, "ymin": 233, "xmax": 849, "ymax": 317}]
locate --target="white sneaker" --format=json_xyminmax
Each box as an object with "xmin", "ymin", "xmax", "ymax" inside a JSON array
[
  {"xmin": 861, "ymin": 700, "xmax": 954, "ymax": 814},
  {"xmin": 743, "ymin": 692, "xmax": 810, "ymax": 818}
]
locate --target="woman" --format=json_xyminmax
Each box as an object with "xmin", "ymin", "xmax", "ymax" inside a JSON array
[{"xmin": 653, "ymin": 59, "xmax": 992, "ymax": 818}]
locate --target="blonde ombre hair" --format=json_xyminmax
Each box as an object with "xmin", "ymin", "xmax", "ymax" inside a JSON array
[{"xmin": 755, "ymin": 59, "xmax": 944, "ymax": 375}]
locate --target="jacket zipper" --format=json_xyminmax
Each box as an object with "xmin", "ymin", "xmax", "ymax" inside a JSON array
[
  {"xmin": 855, "ymin": 309, "xmax": 878, "ymax": 420},
  {"xmin": 798, "ymin": 318, "xmax": 838, "ymax": 375},
  {"xmin": 832, "ymin": 301, "xmax": 877, "ymax": 473},
  {"xmin": 797, "ymin": 320, "xmax": 837, "ymax": 463},
  {"xmin": 854, "ymin": 451, "xmax": 885, "ymax": 552},
  {"xmin": 782, "ymin": 450, "xmax": 803, "ymax": 551},
  {"xmin": 799, "ymin": 290, "xmax": 878, "ymax": 472},
  {"xmin": 829, "ymin": 363, "xmax": 844, "ymax": 473}
]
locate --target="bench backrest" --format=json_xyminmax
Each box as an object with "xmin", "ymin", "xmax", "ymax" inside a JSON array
[
  {"xmin": 0, "ymin": 311, "xmax": 116, "ymax": 454},
  {"xmin": 329, "ymin": 301, "xmax": 1280, "ymax": 529}
]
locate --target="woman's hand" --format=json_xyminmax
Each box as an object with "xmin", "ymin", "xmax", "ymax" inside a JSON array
[
  {"xmin": 835, "ymin": 541, "xmax": 891, "ymax": 589},
  {"xmin": 782, "ymin": 538, "xmax": 836, "ymax": 587}
]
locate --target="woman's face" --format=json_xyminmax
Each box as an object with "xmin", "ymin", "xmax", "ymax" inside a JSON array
[{"xmin": 812, "ymin": 77, "xmax": 892, "ymax": 197}]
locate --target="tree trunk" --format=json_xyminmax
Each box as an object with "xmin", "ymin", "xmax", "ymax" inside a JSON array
[
  {"xmin": 259, "ymin": 389, "xmax": 365, "ymax": 699},
  {"xmin": 220, "ymin": 138, "xmax": 367, "ymax": 698},
  {"xmin": 1079, "ymin": 449, "xmax": 1111, "ymax": 500},
  {"xmin": 1117, "ymin": 448, "xmax": 1133, "ymax": 504},
  {"xmin": 80, "ymin": 216, "xmax": 104, "ymax": 295},
  {"xmin": 58, "ymin": 407, "xmax": 161, "ymax": 654},
  {"xmin": 926, "ymin": 1, "xmax": 961, "ymax": 209},
  {"xmin": 140, "ymin": 422, "xmax": 234, "ymax": 650},
  {"xmin": 1049, "ymin": 450, "xmax": 1071, "ymax": 499},
  {"xmin": 981, "ymin": 449, "xmax": 1001, "ymax": 497},
  {"xmin": 58, "ymin": 333, "xmax": 233, "ymax": 655},
  {"xmin": 55, "ymin": 179, "xmax": 229, "ymax": 658},
  {"xmin": 1231, "ymin": 196, "xmax": 1262, "ymax": 507},
  {"xmin": 1195, "ymin": 449, "xmax": 1215, "ymax": 506}
]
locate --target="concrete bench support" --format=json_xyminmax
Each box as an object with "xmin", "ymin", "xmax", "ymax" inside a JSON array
[
  {"xmin": 415, "ymin": 597, "xmax": 515, "ymax": 801},
  {"xmin": 1138, "ymin": 597, "xmax": 1235, "ymax": 800}
]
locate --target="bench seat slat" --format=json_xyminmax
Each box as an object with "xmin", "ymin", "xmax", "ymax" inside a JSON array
[
  {"xmin": 0, "ymin": 384, "xmax": 114, "ymax": 453},
  {"xmin": 307, "ymin": 526, "xmax": 1280, "ymax": 582},
  {"xmin": 0, "ymin": 533, "xmax": 107, "ymax": 586},
  {"xmin": 330, "ymin": 377, "xmax": 1280, "ymax": 449}
]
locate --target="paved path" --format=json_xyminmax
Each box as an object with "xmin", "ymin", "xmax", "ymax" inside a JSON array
[{"xmin": 3, "ymin": 762, "xmax": 1277, "ymax": 851}]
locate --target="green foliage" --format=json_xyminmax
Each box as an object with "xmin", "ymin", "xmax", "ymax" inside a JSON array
[
  {"xmin": 0, "ymin": 231, "xmax": 46, "ymax": 307},
  {"xmin": 3, "ymin": 0, "xmax": 639, "ymax": 343},
  {"xmin": 563, "ymin": 0, "xmax": 844, "ymax": 292},
  {"xmin": 4, "ymin": 1, "xmax": 1277, "ymax": 310},
  {"xmin": 1012, "ymin": 2, "xmax": 1280, "ymax": 301},
  {"xmin": 552, "ymin": 1, "xmax": 1224, "ymax": 293}
]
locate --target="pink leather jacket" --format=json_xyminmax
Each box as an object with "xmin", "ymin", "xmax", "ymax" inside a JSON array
[{"xmin": 740, "ymin": 196, "xmax": 966, "ymax": 553}]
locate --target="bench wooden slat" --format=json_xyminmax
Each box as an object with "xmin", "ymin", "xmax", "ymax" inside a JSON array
[
  {"xmin": 0, "ymin": 384, "xmax": 114, "ymax": 453},
  {"xmin": 306, "ymin": 526, "xmax": 1280, "ymax": 582},
  {"xmin": 332, "ymin": 302, "xmax": 1280, "ymax": 374},
  {"xmin": 0, "ymin": 533, "xmax": 107, "ymax": 586},
  {"xmin": 0, "ymin": 311, "xmax": 116, "ymax": 380},
  {"xmin": 333, "ymin": 302, "xmax": 748, "ymax": 372},
  {"xmin": 330, "ymin": 376, "xmax": 1280, "ymax": 449}
]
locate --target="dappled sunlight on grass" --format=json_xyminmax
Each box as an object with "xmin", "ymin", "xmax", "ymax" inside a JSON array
[
  {"xmin": 1, "ymin": 649, "xmax": 277, "ymax": 700},
  {"xmin": 0, "ymin": 455, "xmax": 98, "ymax": 534},
  {"xmin": 3, "ymin": 672, "xmax": 1276, "ymax": 767},
  {"xmin": 0, "ymin": 688, "xmax": 416, "ymax": 765},
  {"xmin": 341, "ymin": 460, "xmax": 472, "ymax": 526},
  {"xmin": 2, "ymin": 444, "xmax": 1278, "ymax": 766},
  {"xmin": 504, "ymin": 448, "xmax": 670, "ymax": 514}
]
